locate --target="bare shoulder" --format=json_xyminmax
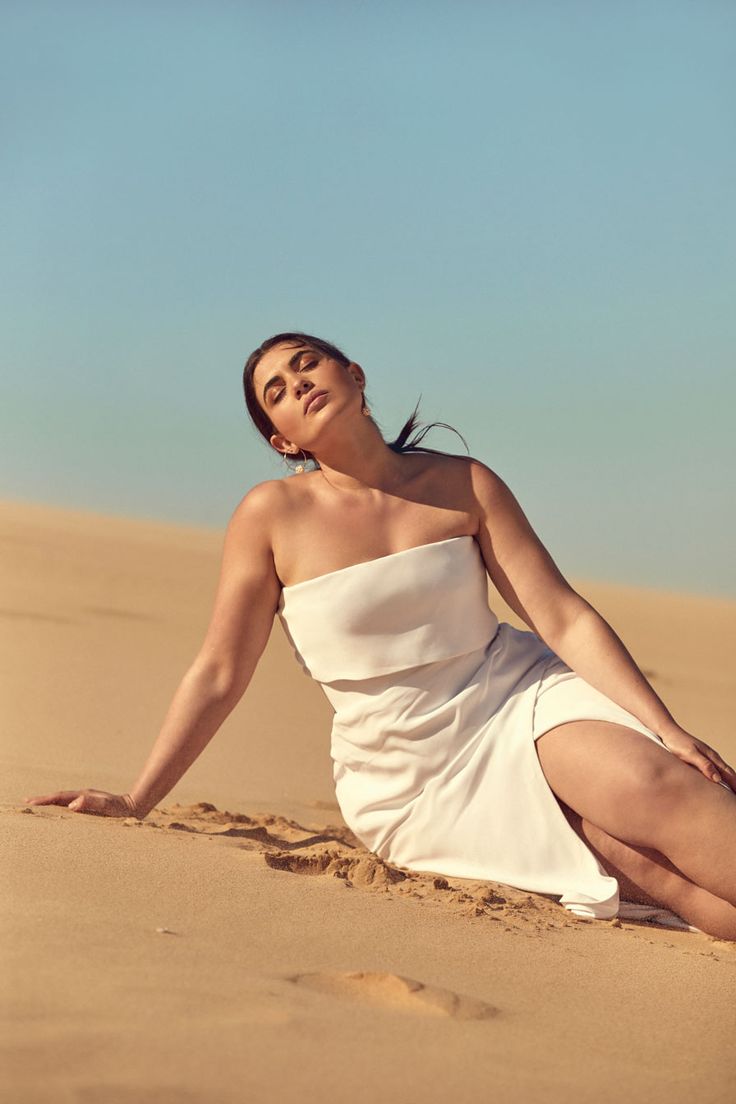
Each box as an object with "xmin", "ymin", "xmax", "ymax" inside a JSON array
[
  {"xmin": 233, "ymin": 477, "xmax": 292, "ymax": 512},
  {"xmin": 228, "ymin": 478, "xmax": 291, "ymax": 533},
  {"xmin": 462, "ymin": 457, "xmax": 547, "ymax": 541},
  {"xmin": 414, "ymin": 452, "xmax": 509, "ymax": 517},
  {"xmin": 464, "ymin": 457, "xmax": 514, "ymax": 511},
  {"xmin": 197, "ymin": 481, "xmax": 287, "ymax": 678}
]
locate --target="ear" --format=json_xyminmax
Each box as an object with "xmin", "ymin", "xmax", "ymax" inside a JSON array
[
  {"xmin": 347, "ymin": 362, "xmax": 366, "ymax": 389},
  {"xmin": 269, "ymin": 433, "xmax": 296, "ymax": 455}
]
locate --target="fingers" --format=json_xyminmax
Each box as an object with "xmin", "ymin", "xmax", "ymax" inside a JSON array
[
  {"xmin": 24, "ymin": 790, "xmax": 108, "ymax": 814},
  {"xmin": 697, "ymin": 758, "xmax": 722, "ymax": 785},
  {"xmin": 24, "ymin": 791, "xmax": 80, "ymax": 807},
  {"xmin": 709, "ymin": 756, "xmax": 736, "ymax": 793},
  {"xmin": 696, "ymin": 754, "xmax": 723, "ymax": 784},
  {"xmin": 697, "ymin": 752, "xmax": 735, "ymax": 790},
  {"xmin": 67, "ymin": 792, "xmax": 109, "ymax": 815}
]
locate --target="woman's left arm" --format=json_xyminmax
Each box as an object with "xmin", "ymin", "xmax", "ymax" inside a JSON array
[
  {"xmin": 469, "ymin": 461, "xmax": 736, "ymax": 791},
  {"xmin": 547, "ymin": 604, "xmax": 734, "ymax": 788}
]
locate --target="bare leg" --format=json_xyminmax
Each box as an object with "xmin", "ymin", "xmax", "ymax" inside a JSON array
[
  {"xmin": 558, "ymin": 801, "xmax": 736, "ymax": 940},
  {"xmin": 535, "ymin": 720, "xmax": 736, "ymax": 907}
]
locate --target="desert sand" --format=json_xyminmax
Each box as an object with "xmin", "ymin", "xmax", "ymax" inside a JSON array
[{"xmin": 2, "ymin": 498, "xmax": 735, "ymax": 1104}]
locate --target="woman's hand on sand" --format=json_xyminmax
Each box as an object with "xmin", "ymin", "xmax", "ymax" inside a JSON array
[
  {"xmin": 658, "ymin": 727, "xmax": 736, "ymax": 791},
  {"xmin": 23, "ymin": 789, "xmax": 143, "ymax": 817}
]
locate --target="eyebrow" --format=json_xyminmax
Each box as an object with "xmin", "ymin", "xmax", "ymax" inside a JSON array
[{"xmin": 261, "ymin": 347, "xmax": 311, "ymax": 403}]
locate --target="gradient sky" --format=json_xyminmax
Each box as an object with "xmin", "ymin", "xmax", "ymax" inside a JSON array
[{"xmin": 2, "ymin": 0, "xmax": 734, "ymax": 596}]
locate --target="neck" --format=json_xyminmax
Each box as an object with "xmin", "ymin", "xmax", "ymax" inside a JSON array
[{"xmin": 312, "ymin": 420, "xmax": 409, "ymax": 493}]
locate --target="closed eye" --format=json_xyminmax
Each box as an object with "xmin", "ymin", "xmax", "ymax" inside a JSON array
[
  {"xmin": 266, "ymin": 381, "xmax": 285, "ymax": 403},
  {"xmin": 266, "ymin": 354, "xmax": 319, "ymax": 403}
]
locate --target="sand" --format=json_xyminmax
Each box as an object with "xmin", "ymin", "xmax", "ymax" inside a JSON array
[{"xmin": 2, "ymin": 498, "xmax": 735, "ymax": 1104}]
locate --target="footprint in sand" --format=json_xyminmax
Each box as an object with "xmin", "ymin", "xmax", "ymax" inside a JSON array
[{"xmin": 287, "ymin": 970, "xmax": 499, "ymax": 1021}]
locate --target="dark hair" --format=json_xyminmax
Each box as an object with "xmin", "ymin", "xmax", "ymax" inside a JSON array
[{"xmin": 242, "ymin": 330, "xmax": 467, "ymax": 467}]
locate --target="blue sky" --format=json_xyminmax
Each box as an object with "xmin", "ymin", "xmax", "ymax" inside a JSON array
[{"xmin": 2, "ymin": 0, "xmax": 734, "ymax": 595}]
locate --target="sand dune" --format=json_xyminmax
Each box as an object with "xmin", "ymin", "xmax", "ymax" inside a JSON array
[{"xmin": 3, "ymin": 499, "xmax": 735, "ymax": 1103}]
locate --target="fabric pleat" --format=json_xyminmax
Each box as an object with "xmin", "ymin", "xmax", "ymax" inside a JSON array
[{"xmin": 278, "ymin": 536, "xmax": 701, "ymax": 930}]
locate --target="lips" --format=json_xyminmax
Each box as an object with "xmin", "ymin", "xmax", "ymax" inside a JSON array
[{"xmin": 304, "ymin": 390, "xmax": 327, "ymax": 414}]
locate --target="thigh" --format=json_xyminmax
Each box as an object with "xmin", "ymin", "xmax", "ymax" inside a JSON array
[
  {"xmin": 535, "ymin": 719, "xmax": 689, "ymax": 849},
  {"xmin": 559, "ymin": 800, "xmax": 736, "ymax": 939},
  {"xmin": 557, "ymin": 800, "xmax": 672, "ymax": 908}
]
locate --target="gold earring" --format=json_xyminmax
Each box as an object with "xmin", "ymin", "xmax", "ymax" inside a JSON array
[
  {"xmin": 283, "ymin": 447, "xmax": 307, "ymax": 474},
  {"xmin": 295, "ymin": 448, "xmax": 308, "ymax": 471},
  {"xmin": 362, "ymin": 406, "xmax": 371, "ymax": 417}
]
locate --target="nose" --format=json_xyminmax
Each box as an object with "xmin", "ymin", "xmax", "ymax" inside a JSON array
[{"xmin": 293, "ymin": 375, "xmax": 313, "ymax": 398}]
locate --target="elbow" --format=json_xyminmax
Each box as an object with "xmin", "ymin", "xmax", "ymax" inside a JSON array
[
  {"xmin": 186, "ymin": 658, "xmax": 243, "ymax": 706},
  {"xmin": 542, "ymin": 593, "xmax": 595, "ymax": 649}
]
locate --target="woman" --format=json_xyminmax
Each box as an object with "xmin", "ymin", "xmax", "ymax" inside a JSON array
[{"xmin": 26, "ymin": 331, "xmax": 736, "ymax": 939}]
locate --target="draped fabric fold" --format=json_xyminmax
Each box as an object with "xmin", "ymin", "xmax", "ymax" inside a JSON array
[{"xmin": 278, "ymin": 536, "xmax": 698, "ymax": 930}]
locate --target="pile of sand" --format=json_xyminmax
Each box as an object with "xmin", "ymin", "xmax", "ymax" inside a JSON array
[{"xmin": 3, "ymin": 500, "xmax": 734, "ymax": 1103}]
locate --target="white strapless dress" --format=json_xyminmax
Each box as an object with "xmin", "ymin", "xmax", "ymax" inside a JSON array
[{"xmin": 278, "ymin": 536, "xmax": 700, "ymax": 930}]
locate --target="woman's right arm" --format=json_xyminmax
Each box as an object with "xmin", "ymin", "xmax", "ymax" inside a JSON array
[{"xmin": 24, "ymin": 484, "xmax": 283, "ymax": 818}]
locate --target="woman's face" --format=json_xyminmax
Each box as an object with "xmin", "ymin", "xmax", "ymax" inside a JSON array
[{"xmin": 252, "ymin": 341, "xmax": 365, "ymax": 455}]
